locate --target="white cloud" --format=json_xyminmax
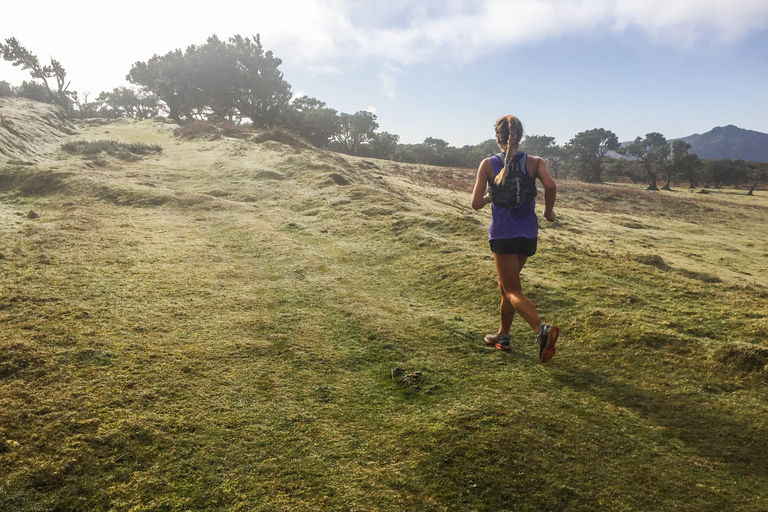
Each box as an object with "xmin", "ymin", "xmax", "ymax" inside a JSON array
[
  {"xmin": 3, "ymin": 0, "xmax": 767, "ymax": 94},
  {"xmin": 612, "ymin": 0, "xmax": 768, "ymax": 45},
  {"xmin": 307, "ymin": 65, "xmax": 343, "ymax": 75},
  {"xmin": 378, "ymin": 65, "xmax": 401, "ymax": 98},
  {"xmin": 262, "ymin": 0, "xmax": 768, "ymax": 65}
]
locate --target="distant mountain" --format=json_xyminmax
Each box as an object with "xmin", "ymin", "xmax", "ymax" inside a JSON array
[{"xmin": 678, "ymin": 125, "xmax": 768, "ymax": 163}]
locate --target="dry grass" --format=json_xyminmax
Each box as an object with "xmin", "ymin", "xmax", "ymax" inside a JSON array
[
  {"xmin": 1, "ymin": 108, "xmax": 768, "ymax": 511},
  {"xmin": 0, "ymin": 97, "xmax": 77, "ymax": 163}
]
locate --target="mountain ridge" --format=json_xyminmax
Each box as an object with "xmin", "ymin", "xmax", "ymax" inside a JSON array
[
  {"xmin": 677, "ymin": 125, "xmax": 768, "ymax": 163},
  {"xmin": 615, "ymin": 125, "xmax": 768, "ymax": 163}
]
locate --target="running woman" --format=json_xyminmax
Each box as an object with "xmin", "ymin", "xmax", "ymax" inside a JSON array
[{"xmin": 471, "ymin": 115, "xmax": 560, "ymax": 363}]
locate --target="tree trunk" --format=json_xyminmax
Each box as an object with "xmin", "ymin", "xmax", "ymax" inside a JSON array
[
  {"xmin": 647, "ymin": 175, "xmax": 659, "ymax": 191},
  {"xmin": 590, "ymin": 165, "xmax": 603, "ymax": 183},
  {"xmin": 747, "ymin": 182, "xmax": 757, "ymax": 195}
]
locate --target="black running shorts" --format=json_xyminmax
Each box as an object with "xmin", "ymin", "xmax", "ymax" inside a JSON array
[{"xmin": 489, "ymin": 237, "xmax": 537, "ymax": 256}]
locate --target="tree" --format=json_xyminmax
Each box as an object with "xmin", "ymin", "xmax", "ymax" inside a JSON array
[
  {"xmin": 96, "ymin": 87, "xmax": 160, "ymax": 119},
  {"xmin": 127, "ymin": 34, "xmax": 291, "ymax": 126},
  {"xmin": 283, "ymin": 95, "xmax": 338, "ymax": 147},
  {"xmin": 680, "ymin": 154, "xmax": 704, "ymax": 188},
  {"xmin": 283, "ymin": 95, "xmax": 325, "ymax": 132},
  {"xmin": 523, "ymin": 134, "xmax": 565, "ymax": 178},
  {"xmin": 522, "ymin": 134, "xmax": 556, "ymax": 156},
  {"xmin": 746, "ymin": 163, "xmax": 768, "ymax": 196},
  {"xmin": 227, "ymin": 35, "xmax": 292, "ymax": 128},
  {"xmin": 604, "ymin": 158, "xmax": 630, "ymax": 182},
  {"xmin": 0, "ymin": 37, "xmax": 74, "ymax": 113},
  {"xmin": 127, "ymin": 49, "xmax": 191, "ymax": 122},
  {"xmin": 622, "ymin": 132, "xmax": 670, "ymax": 190},
  {"xmin": 410, "ymin": 137, "xmax": 451, "ymax": 165},
  {"xmin": 702, "ymin": 160, "xmax": 747, "ymax": 189},
  {"xmin": 424, "ymin": 137, "xmax": 450, "ymax": 152},
  {"xmin": 568, "ymin": 128, "xmax": 620, "ymax": 183},
  {"xmin": 667, "ymin": 140, "xmax": 703, "ymax": 188},
  {"xmin": 331, "ymin": 111, "xmax": 378, "ymax": 155},
  {"xmin": 185, "ymin": 35, "xmax": 239, "ymax": 121},
  {"xmin": 368, "ymin": 132, "xmax": 400, "ymax": 160}
]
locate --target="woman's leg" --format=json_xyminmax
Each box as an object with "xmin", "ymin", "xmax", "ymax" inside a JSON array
[
  {"xmin": 497, "ymin": 254, "xmax": 528, "ymax": 334},
  {"xmin": 494, "ymin": 252, "xmax": 541, "ymax": 333}
]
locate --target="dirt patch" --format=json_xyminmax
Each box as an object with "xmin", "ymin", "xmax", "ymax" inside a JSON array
[
  {"xmin": 251, "ymin": 128, "xmax": 313, "ymax": 150},
  {"xmin": 675, "ymin": 268, "xmax": 723, "ymax": 283},
  {"xmin": 633, "ymin": 254, "xmax": 670, "ymax": 271},
  {"xmin": 0, "ymin": 167, "xmax": 72, "ymax": 196},
  {"xmin": 716, "ymin": 343, "xmax": 768, "ymax": 374},
  {"xmin": 0, "ymin": 342, "xmax": 49, "ymax": 379}
]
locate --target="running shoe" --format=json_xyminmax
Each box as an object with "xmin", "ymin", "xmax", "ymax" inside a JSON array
[
  {"xmin": 484, "ymin": 332, "xmax": 510, "ymax": 351},
  {"xmin": 536, "ymin": 324, "xmax": 560, "ymax": 363}
]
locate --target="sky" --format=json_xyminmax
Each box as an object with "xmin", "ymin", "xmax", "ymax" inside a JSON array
[{"xmin": 2, "ymin": 0, "xmax": 768, "ymax": 147}]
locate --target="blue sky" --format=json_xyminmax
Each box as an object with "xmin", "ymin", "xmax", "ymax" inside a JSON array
[{"xmin": 2, "ymin": 0, "xmax": 767, "ymax": 147}]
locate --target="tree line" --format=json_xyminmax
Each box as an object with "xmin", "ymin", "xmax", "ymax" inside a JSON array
[
  {"xmin": 555, "ymin": 129, "xmax": 767, "ymax": 193},
  {"xmin": 2, "ymin": 35, "xmax": 766, "ymax": 192}
]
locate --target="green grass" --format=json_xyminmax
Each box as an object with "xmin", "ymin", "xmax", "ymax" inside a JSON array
[{"xmin": 1, "ymin": 118, "xmax": 767, "ymax": 511}]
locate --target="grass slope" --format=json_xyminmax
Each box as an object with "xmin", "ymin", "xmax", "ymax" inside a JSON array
[
  {"xmin": 1, "ymin": 114, "xmax": 767, "ymax": 511},
  {"xmin": 0, "ymin": 98, "xmax": 77, "ymax": 164}
]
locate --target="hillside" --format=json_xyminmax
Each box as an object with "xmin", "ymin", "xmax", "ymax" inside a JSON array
[
  {"xmin": 680, "ymin": 125, "xmax": 768, "ymax": 163},
  {"xmin": 0, "ymin": 97, "xmax": 77, "ymax": 163},
  {"xmin": 2, "ymin": 103, "xmax": 768, "ymax": 511}
]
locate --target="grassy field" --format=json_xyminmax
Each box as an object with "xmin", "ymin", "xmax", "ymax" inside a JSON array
[{"xmin": 1, "ymin": 109, "xmax": 768, "ymax": 511}]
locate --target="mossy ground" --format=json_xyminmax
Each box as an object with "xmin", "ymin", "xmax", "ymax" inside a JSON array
[{"xmin": 1, "ymin": 118, "xmax": 767, "ymax": 511}]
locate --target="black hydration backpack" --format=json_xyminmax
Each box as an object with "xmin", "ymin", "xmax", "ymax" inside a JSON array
[{"xmin": 488, "ymin": 152, "xmax": 538, "ymax": 209}]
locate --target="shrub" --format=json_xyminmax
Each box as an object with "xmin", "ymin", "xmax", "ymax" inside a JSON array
[
  {"xmin": 174, "ymin": 120, "xmax": 254, "ymax": 140},
  {"xmin": 0, "ymin": 80, "xmax": 12, "ymax": 97},
  {"xmin": 62, "ymin": 140, "xmax": 162, "ymax": 161},
  {"xmin": 17, "ymin": 81, "xmax": 53, "ymax": 103}
]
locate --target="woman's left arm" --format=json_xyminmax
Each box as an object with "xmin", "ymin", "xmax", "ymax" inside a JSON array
[
  {"xmin": 533, "ymin": 157, "xmax": 557, "ymax": 222},
  {"xmin": 471, "ymin": 159, "xmax": 493, "ymax": 210}
]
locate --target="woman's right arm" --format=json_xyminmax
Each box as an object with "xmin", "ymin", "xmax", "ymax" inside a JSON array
[{"xmin": 471, "ymin": 158, "xmax": 493, "ymax": 210}]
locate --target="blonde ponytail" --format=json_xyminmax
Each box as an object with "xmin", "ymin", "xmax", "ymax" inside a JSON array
[{"xmin": 494, "ymin": 115, "xmax": 523, "ymax": 185}]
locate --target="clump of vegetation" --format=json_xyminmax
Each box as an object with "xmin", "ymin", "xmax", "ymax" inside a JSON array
[
  {"xmin": 61, "ymin": 139, "xmax": 162, "ymax": 161},
  {"xmin": 173, "ymin": 120, "xmax": 255, "ymax": 140}
]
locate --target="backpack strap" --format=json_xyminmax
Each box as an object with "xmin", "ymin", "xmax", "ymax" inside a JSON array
[
  {"xmin": 491, "ymin": 152, "xmax": 505, "ymax": 175},
  {"xmin": 493, "ymin": 152, "xmax": 528, "ymax": 177}
]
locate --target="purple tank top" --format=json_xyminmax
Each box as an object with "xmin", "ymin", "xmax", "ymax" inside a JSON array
[{"xmin": 488, "ymin": 151, "xmax": 538, "ymax": 240}]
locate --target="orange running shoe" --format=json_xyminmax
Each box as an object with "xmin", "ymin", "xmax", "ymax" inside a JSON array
[{"xmin": 537, "ymin": 324, "xmax": 560, "ymax": 363}]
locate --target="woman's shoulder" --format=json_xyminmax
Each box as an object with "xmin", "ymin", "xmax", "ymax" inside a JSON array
[
  {"xmin": 525, "ymin": 153, "xmax": 543, "ymax": 165},
  {"xmin": 524, "ymin": 153, "xmax": 544, "ymax": 178},
  {"xmin": 479, "ymin": 156, "xmax": 495, "ymax": 174}
]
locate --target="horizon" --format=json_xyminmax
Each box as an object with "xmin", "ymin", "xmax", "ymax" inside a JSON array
[{"xmin": 2, "ymin": 1, "xmax": 767, "ymax": 147}]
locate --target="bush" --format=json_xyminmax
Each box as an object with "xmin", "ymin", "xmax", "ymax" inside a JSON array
[
  {"xmin": 174, "ymin": 120, "xmax": 254, "ymax": 140},
  {"xmin": 0, "ymin": 81, "xmax": 12, "ymax": 97},
  {"xmin": 62, "ymin": 140, "xmax": 162, "ymax": 161},
  {"xmin": 17, "ymin": 81, "xmax": 53, "ymax": 103}
]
